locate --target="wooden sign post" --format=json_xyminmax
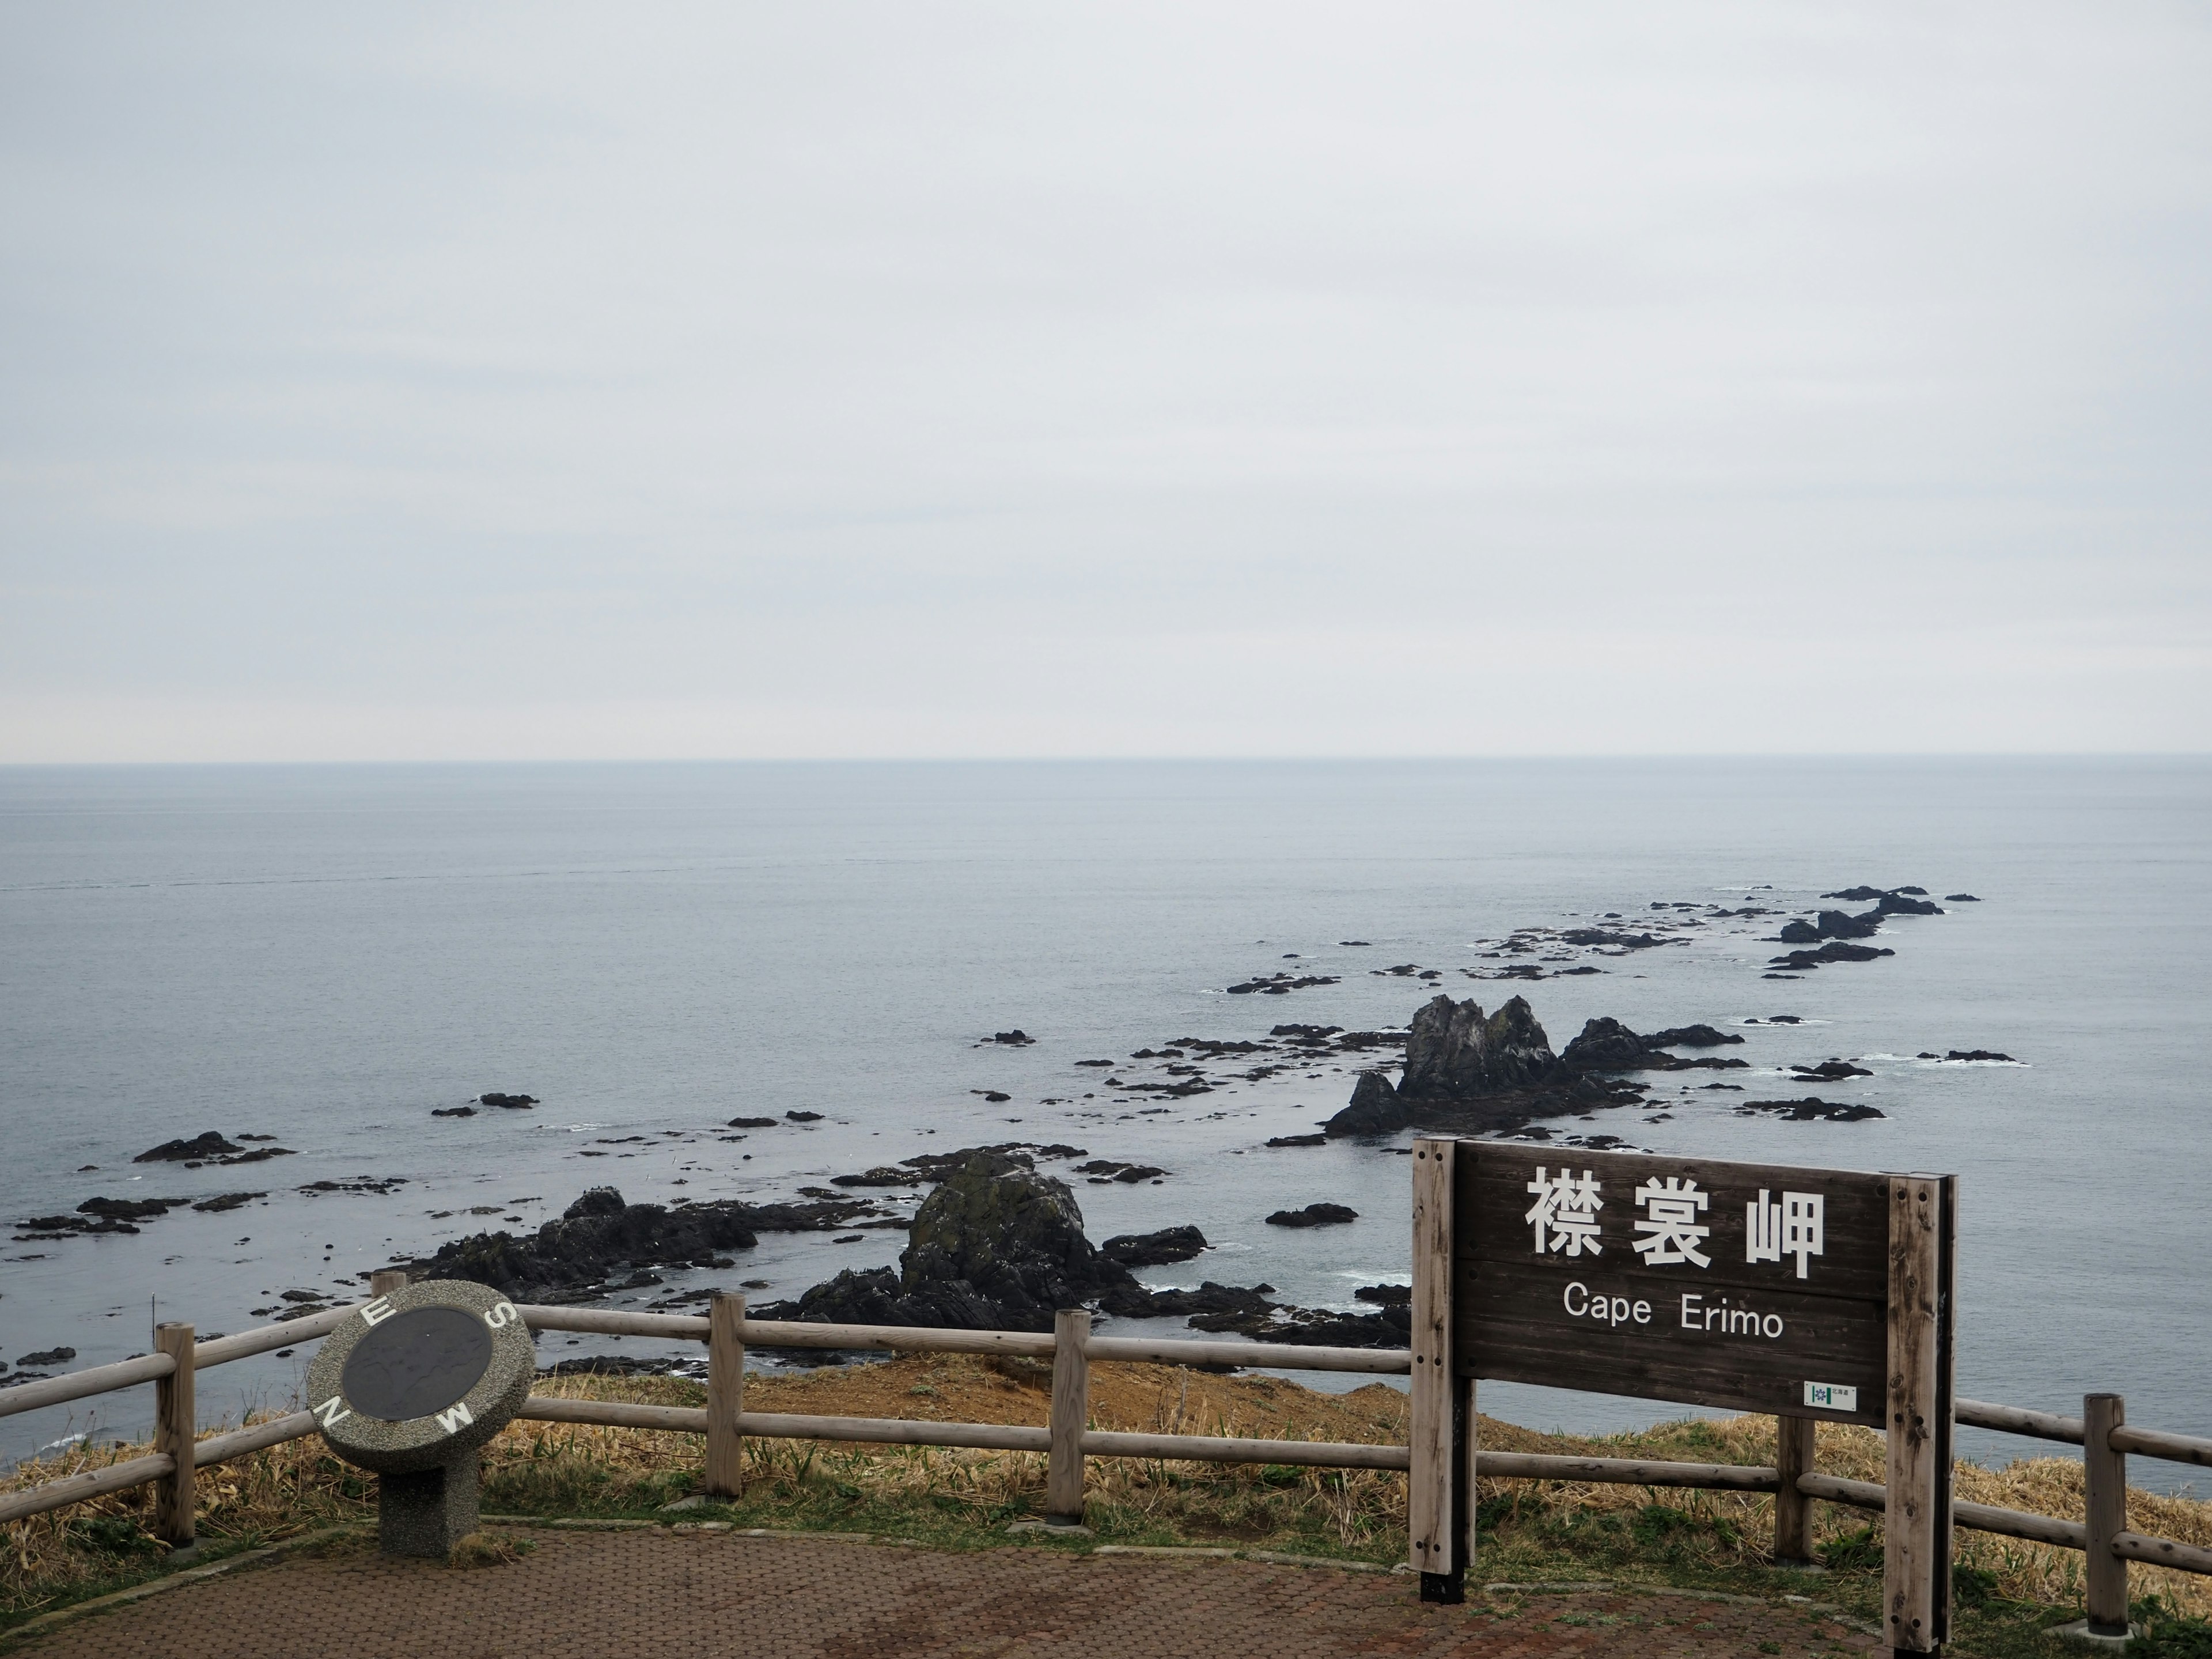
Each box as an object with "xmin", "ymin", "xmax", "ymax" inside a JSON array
[{"xmin": 1410, "ymin": 1139, "xmax": 1956, "ymax": 1653}]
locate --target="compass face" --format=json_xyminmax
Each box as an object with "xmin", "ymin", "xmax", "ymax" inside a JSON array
[
  {"xmin": 306, "ymin": 1279, "xmax": 536, "ymax": 1473},
  {"xmin": 339, "ymin": 1305, "xmax": 495, "ymax": 1422}
]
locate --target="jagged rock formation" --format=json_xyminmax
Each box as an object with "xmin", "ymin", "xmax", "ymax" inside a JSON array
[
  {"xmin": 1324, "ymin": 995, "xmax": 1654, "ymax": 1138},
  {"xmin": 1396, "ymin": 994, "xmax": 1556, "ymax": 1097}
]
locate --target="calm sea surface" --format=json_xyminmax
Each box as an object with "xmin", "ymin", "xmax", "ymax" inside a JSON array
[{"xmin": 2, "ymin": 759, "xmax": 2206, "ymax": 1482}]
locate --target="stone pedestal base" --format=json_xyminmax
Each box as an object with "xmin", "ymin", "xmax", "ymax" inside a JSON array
[
  {"xmin": 377, "ymin": 1459, "xmax": 480, "ymax": 1558},
  {"xmin": 2051, "ymin": 1619, "xmax": 2140, "ymax": 1652}
]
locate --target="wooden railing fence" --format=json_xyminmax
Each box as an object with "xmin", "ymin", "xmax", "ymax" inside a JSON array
[{"xmin": 3, "ymin": 1270, "xmax": 2207, "ymax": 1623}]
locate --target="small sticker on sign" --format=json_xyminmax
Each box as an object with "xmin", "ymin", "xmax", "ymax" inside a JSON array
[{"xmin": 1804, "ymin": 1381, "xmax": 1858, "ymax": 1412}]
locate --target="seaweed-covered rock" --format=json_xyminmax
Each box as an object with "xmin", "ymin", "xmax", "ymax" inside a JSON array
[
  {"xmin": 762, "ymin": 1152, "xmax": 1138, "ymax": 1334},
  {"xmin": 900, "ymin": 1152, "xmax": 1130, "ymax": 1307}
]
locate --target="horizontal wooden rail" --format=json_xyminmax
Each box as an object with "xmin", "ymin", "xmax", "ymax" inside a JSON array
[
  {"xmin": 1085, "ymin": 1336, "xmax": 1411, "ymax": 1374},
  {"xmin": 743, "ymin": 1320, "xmax": 1056, "ymax": 1359},
  {"xmin": 2116, "ymin": 1531, "xmax": 2212, "ymax": 1575},
  {"xmin": 1083, "ymin": 1429, "xmax": 1408, "ymax": 1470},
  {"xmin": 740, "ymin": 1411, "xmax": 1052, "ymax": 1453},
  {"xmin": 1953, "ymin": 1498, "xmax": 2088, "ymax": 1551},
  {"xmin": 0, "ymin": 1353, "xmax": 177, "ymax": 1421},
  {"xmin": 1793, "ymin": 1471, "xmax": 1885, "ymax": 1512},
  {"xmin": 0, "ymin": 1453, "xmax": 175, "ymax": 1525},
  {"xmin": 518, "ymin": 1306, "xmax": 710, "ymax": 1341},
  {"xmin": 515, "ymin": 1304, "xmax": 1411, "ymax": 1374},
  {"xmin": 192, "ymin": 1412, "xmax": 317, "ymax": 1466},
  {"xmin": 520, "ymin": 1398, "xmax": 710, "ymax": 1433},
  {"xmin": 1483, "ymin": 1452, "xmax": 1780, "ymax": 1491},
  {"xmin": 195, "ymin": 1308, "xmax": 354, "ymax": 1369},
  {"xmin": 1955, "ymin": 1397, "xmax": 2084, "ymax": 1445},
  {"xmin": 2110, "ymin": 1424, "xmax": 2212, "ymax": 1470}
]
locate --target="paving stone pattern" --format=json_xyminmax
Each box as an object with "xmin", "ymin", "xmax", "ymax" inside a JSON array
[{"xmin": 10, "ymin": 1531, "xmax": 1882, "ymax": 1658}]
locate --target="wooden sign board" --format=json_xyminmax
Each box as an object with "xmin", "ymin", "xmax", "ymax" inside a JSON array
[{"xmin": 1408, "ymin": 1139, "xmax": 1956, "ymax": 1654}]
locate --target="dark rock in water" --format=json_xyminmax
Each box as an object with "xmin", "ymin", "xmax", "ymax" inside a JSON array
[
  {"xmin": 1339, "ymin": 940, "xmax": 1371, "ymax": 946},
  {"xmin": 79, "ymin": 1196, "xmax": 183, "ymax": 1221},
  {"xmin": 1226, "ymin": 973, "xmax": 1340, "ymax": 995},
  {"xmin": 1100, "ymin": 1279, "xmax": 1274, "ymax": 1320},
  {"xmin": 1777, "ymin": 908, "xmax": 1885, "ymax": 945},
  {"xmin": 1101, "ymin": 1225, "xmax": 1207, "ymax": 1268},
  {"xmin": 1736, "ymin": 1097, "xmax": 1886, "ymax": 1122},
  {"xmin": 17, "ymin": 1347, "xmax": 75, "ymax": 1366},
  {"xmin": 1266, "ymin": 1203, "xmax": 1357, "ymax": 1228},
  {"xmin": 727, "ymin": 1116, "xmax": 778, "ymax": 1128},
  {"xmin": 1324, "ymin": 1070, "xmax": 1406, "ymax": 1137},
  {"xmin": 770, "ymin": 1266, "xmax": 1009, "ymax": 1333},
  {"xmin": 1769, "ymin": 942, "xmax": 1894, "ymax": 971},
  {"xmin": 400, "ymin": 1183, "xmax": 913, "ymax": 1302},
  {"xmin": 478, "ymin": 1092, "xmax": 537, "ymax": 1109},
  {"xmin": 1876, "ymin": 893, "xmax": 1944, "ymax": 917},
  {"xmin": 1556, "ymin": 1016, "xmax": 1647, "ymax": 1071},
  {"xmin": 1944, "ymin": 893, "xmax": 1980, "ymax": 903},
  {"xmin": 762, "ymin": 1152, "xmax": 1136, "ymax": 1333},
  {"xmin": 1190, "ymin": 1300, "xmax": 1411, "ymax": 1347},
  {"xmin": 990, "ymin": 1030, "xmax": 1034, "ymax": 1046},
  {"xmin": 542, "ymin": 1354, "xmax": 704, "ymax": 1380},
  {"xmin": 831, "ymin": 1166, "xmax": 929, "ymax": 1188},
  {"xmin": 1821, "ymin": 886, "xmax": 1890, "ymax": 902},
  {"xmin": 134, "ymin": 1131, "xmax": 241, "ymax": 1164},
  {"xmin": 1399, "ymin": 994, "xmax": 1555, "ymax": 1097},
  {"xmin": 786, "ymin": 1111, "xmax": 824, "ymax": 1123},
  {"xmin": 1558, "ymin": 927, "xmax": 1662, "ymax": 949},
  {"xmin": 1266, "ymin": 1132, "xmax": 1328, "ymax": 1148},
  {"xmin": 431, "ymin": 1107, "xmax": 476, "ymax": 1118},
  {"xmin": 217, "ymin": 1146, "xmax": 296, "ymax": 1165},
  {"xmin": 1942, "ymin": 1049, "xmax": 2017, "ymax": 1063},
  {"xmin": 191, "ymin": 1192, "xmax": 264, "ymax": 1213},
  {"xmin": 1354, "ymin": 1283, "xmax": 1411, "ymax": 1306},
  {"xmin": 1075, "ymin": 1160, "xmax": 1166, "ymax": 1184},
  {"xmin": 1559, "ymin": 1018, "xmax": 1747, "ymax": 1073},
  {"xmin": 1790, "ymin": 1059, "xmax": 1874, "ymax": 1082},
  {"xmin": 978, "ymin": 1090, "xmax": 1012, "ymax": 1103},
  {"xmin": 1271, "ymin": 1024, "xmax": 1343, "ymax": 1041},
  {"xmin": 1645, "ymin": 1024, "xmax": 1743, "ymax": 1049}
]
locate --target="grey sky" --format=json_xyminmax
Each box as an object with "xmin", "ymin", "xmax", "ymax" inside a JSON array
[{"xmin": 3, "ymin": 3, "xmax": 2208, "ymax": 760}]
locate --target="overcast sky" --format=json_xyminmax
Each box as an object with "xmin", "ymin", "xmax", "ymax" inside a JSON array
[{"xmin": 3, "ymin": 3, "xmax": 2208, "ymax": 760}]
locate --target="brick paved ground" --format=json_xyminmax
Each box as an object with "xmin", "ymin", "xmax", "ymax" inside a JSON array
[{"xmin": 7, "ymin": 1529, "xmax": 1883, "ymax": 1658}]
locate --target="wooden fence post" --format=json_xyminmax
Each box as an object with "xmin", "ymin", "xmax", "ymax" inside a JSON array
[
  {"xmin": 1046, "ymin": 1308, "xmax": 1090, "ymax": 1526},
  {"xmin": 1884, "ymin": 1177, "xmax": 1944, "ymax": 1655},
  {"xmin": 151, "ymin": 1322, "xmax": 196, "ymax": 1549},
  {"xmin": 1774, "ymin": 1414, "xmax": 1817, "ymax": 1567},
  {"xmin": 368, "ymin": 1269, "xmax": 408, "ymax": 1297},
  {"xmin": 1409, "ymin": 1137, "xmax": 1463, "ymax": 1602},
  {"xmin": 706, "ymin": 1292, "xmax": 746, "ymax": 1498},
  {"xmin": 2084, "ymin": 1393, "xmax": 2129, "ymax": 1637}
]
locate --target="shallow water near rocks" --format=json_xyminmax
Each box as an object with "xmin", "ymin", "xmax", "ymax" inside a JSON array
[{"xmin": 2, "ymin": 758, "xmax": 2206, "ymax": 1486}]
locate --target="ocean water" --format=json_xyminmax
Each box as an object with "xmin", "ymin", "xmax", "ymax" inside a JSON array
[{"xmin": 2, "ymin": 759, "xmax": 2207, "ymax": 1485}]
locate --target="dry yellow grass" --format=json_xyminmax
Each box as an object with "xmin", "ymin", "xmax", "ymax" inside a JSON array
[{"xmin": 5, "ymin": 1354, "xmax": 2208, "ymax": 1623}]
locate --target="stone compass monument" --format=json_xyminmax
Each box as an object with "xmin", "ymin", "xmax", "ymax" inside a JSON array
[{"xmin": 306, "ymin": 1278, "xmax": 535, "ymax": 1556}]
